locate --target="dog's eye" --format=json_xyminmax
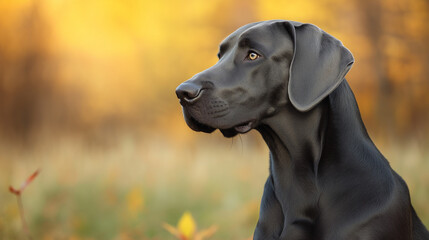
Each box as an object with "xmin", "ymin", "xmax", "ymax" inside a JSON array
[{"xmin": 247, "ymin": 51, "xmax": 260, "ymax": 61}]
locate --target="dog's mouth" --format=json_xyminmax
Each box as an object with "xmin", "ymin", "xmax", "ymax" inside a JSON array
[
  {"xmin": 185, "ymin": 115, "xmax": 216, "ymax": 133},
  {"xmin": 219, "ymin": 121, "xmax": 255, "ymax": 138},
  {"xmin": 185, "ymin": 112, "xmax": 255, "ymax": 138},
  {"xmin": 233, "ymin": 121, "xmax": 253, "ymax": 133}
]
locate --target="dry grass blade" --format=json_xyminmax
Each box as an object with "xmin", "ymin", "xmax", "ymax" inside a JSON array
[
  {"xmin": 9, "ymin": 169, "xmax": 40, "ymax": 196},
  {"xmin": 8, "ymin": 169, "xmax": 40, "ymax": 240}
]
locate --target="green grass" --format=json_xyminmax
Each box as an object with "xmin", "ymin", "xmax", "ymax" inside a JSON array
[{"xmin": 0, "ymin": 132, "xmax": 428, "ymax": 239}]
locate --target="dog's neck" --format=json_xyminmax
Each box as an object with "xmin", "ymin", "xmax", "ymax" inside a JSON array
[
  {"xmin": 257, "ymin": 101, "xmax": 327, "ymax": 176},
  {"xmin": 256, "ymin": 81, "xmax": 372, "ymax": 177}
]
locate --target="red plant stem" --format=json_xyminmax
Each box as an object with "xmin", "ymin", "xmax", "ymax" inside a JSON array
[{"xmin": 16, "ymin": 195, "xmax": 33, "ymax": 240}]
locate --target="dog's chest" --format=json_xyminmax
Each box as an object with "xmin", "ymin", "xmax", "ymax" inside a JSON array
[{"xmin": 270, "ymin": 154, "xmax": 320, "ymax": 231}]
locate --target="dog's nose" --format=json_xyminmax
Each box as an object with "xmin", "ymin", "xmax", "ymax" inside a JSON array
[{"xmin": 175, "ymin": 82, "xmax": 203, "ymax": 102}]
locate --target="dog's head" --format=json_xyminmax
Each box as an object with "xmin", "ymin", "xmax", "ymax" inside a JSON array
[{"xmin": 176, "ymin": 20, "xmax": 354, "ymax": 137}]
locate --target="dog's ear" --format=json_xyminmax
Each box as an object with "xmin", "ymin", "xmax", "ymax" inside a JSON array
[{"xmin": 284, "ymin": 21, "xmax": 354, "ymax": 111}]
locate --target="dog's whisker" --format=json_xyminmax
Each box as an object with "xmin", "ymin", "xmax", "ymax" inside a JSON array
[{"xmin": 238, "ymin": 134, "xmax": 243, "ymax": 155}]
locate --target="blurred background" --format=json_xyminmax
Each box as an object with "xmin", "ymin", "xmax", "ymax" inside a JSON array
[{"xmin": 1, "ymin": 0, "xmax": 428, "ymax": 239}]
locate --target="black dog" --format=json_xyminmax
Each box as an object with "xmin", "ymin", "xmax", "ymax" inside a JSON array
[{"xmin": 175, "ymin": 20, "xmax": 429, "ymax": 240}]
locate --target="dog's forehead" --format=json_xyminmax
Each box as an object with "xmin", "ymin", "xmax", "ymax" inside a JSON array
[
  {"xmin": 218, "ymin": 20, "xmax": 296, "ymax": 55},
  {"xmin": 220, "ymin": 21, "xmax": 273, "ymax": 47}
]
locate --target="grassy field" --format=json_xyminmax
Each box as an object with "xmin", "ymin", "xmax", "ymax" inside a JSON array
[{"xmin": 1, "ymin": 131, "xmax": 428, "ymax": 239}]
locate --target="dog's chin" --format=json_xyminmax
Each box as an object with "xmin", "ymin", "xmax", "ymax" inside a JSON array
[
  {"xmin": 184, "ymin": 115, "xmax": 216, "ymax": 133},
  {"xmin": 219, "ymin": 128, "xmax": 239, "ymax": 138}
]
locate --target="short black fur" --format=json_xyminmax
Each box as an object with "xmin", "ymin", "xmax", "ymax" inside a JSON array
[{"xmin": 176, "ymin": 20, "xmax": 429, "ymax": 240}]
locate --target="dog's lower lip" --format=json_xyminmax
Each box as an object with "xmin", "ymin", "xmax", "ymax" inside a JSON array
[{"xmin": 234, "ymin": 121, "xmax": 253, "ymax": 133}]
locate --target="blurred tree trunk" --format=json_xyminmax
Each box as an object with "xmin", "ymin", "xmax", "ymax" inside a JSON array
[
  {"xmin": 421, "ymin": 1, "xmax": 429, "ymax": 138},
  {"xmin": 0, "ymin": 1, "xmax": 52, "ymax": 143},
  {"xmin": 356, "ymin": 0, "xmax": 393, "ymax": 136}
]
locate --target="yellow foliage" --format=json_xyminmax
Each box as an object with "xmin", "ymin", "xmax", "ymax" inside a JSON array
[{"xmin": 1, "ymin": 0, "xmax": 428, "ymax": 137}]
